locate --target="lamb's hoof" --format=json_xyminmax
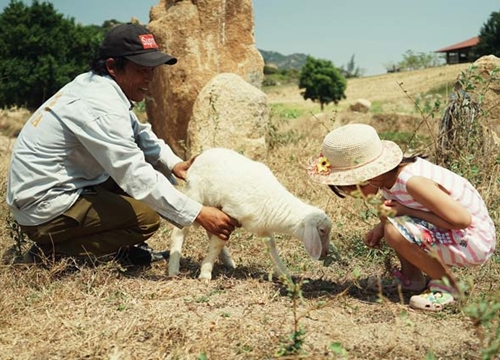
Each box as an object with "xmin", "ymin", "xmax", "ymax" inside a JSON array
[
  {"xmin": 167, "ymin": 268, "xmax": 180, "ymax": 278},
  {"xmin": 198, "ymin": 272, "xmax": 212, "ymax": 280}
]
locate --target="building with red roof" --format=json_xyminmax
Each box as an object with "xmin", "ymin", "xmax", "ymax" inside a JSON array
[{"xmin": 435, "ymin": 36, "xmax": 480, "ymax": 65}]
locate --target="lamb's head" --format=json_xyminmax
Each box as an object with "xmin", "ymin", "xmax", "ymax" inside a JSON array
[{"xmin": 295, "ymin": 209, "xmax": 332, "ymax": 261}]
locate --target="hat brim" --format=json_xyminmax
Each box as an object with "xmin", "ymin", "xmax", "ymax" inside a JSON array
[
  {"xmin": 307, "ymin": 140, "xmax": 403, "ymax": 186},
  {"xmin": 125, "ymin": 51, "xmax": 177, "ymax": 67}
]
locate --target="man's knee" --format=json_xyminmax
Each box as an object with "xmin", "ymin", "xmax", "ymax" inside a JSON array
[
  {"xmin": 143, "ymin": 211, "xmax": 161, "ymax": 234},
  {"xmin": 135, "ymin": 202, "xmax": 161, "ymax": 234}
]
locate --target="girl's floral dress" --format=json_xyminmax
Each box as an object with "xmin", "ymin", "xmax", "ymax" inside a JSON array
[{"xmin": 381, "ymin": 157, "xmax": 496, "ymax": 266}]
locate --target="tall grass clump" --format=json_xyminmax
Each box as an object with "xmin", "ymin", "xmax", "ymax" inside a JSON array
[
  {"xmin": 426, "ymin": 64, "xmax": 500, "ymax": 359},
  {"xmin": 435, "ymin": 65, "xmax": 500, "ymax": 192}
]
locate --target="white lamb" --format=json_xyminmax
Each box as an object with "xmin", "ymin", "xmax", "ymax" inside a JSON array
[{"xmin": 168, "ymin": 147, "xmax": 333, "ymax": 280}]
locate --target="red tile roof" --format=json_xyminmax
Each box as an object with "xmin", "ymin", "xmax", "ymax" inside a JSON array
[{"xmin": 436, "ymin": 36, "xmax": 479, "ymax": 52}]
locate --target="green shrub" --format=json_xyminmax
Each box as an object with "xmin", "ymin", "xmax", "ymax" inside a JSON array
[{"xmin": 0, "ymin": 1, "xmax": 107, "ymax": 110}]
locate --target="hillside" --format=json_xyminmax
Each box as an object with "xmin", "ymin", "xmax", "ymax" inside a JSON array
[
  {"xmin": 266, "ymin": 62, "xmax": 470, "ymax": 106},
  {"xmin": 259, "ymin": 49, "xmax": 308, "ymax": 70}
]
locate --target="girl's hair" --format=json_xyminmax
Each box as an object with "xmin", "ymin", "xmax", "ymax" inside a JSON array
[
  {"xmin": 89, "ymin": 56, "xmax": 128, "ymax": 76},
  {"xmin": 328, "ymin": 185, "xmax": 346, "ymax": 199},
  {"xmin": 328, "ymin": 154, "xmax": 426, "ymax": 198},
  {"xmin": 401, "ymin": 153, "xmax": 426, "ymax": 163}
]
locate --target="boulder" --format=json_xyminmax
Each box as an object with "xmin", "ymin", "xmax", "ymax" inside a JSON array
[
  {"xmin": 349, "ymin": 98, "xmax": 371, "ymax": 113},
  {"xmin": 187, "ymin": 73, "xmax": 268, "ymax": 160},
  {"xmin": 471, "ymin": 55, "xmax": 500, "ymax": 137},
  {"xmin": 146, "ymin": 0, "xmax": 264, "ymax": 158}
]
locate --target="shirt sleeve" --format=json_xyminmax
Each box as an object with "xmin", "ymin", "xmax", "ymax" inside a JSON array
[
  {"xmin": 131, "ymin": 114, "xmax": 183, "ymax": 184},
  {"xmin": 68, "ymin": 112, "xmax": 201, "ymax": 227}
]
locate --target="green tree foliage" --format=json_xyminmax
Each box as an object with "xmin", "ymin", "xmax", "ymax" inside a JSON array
[
  {"xmin": 473, "ymin": 10, "xmax": 500, "ymax": 58},
  {"xmin": 263, "ymin": 65, "xmax": 300, "ymax": 86},
  {"xmin": 0, "ymin": 0, "xmax": 106, "ymax": 110},
  {"xmin": 339, "ymin": 54, "xmax": 364, "ymax": 78},
  {"xmin": 387, "ymin": 50, "xmax": 444, "ymax": 73},
  {"xmin": 298, "ymin": 56, "xmax": 346, "ymax": 110}
]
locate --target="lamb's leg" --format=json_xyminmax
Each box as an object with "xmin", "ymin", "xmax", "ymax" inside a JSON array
[
  {"xmin": 218, "ymin": 245, "xmax": 236, "ymax": 269},
  {"xmin": 199, "ymin": 234, "xmax": 226, "ymax": 280},
  {"xmin": 264, "ymin": 236, "xmax": 291, "ymax": 279},
  {"xmin": 168, "ymin": 226, "xmax": 189, "ymax": 277}
]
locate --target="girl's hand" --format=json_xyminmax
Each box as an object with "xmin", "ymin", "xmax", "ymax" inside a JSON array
[
  {"xmin": 364, "ymin": 222, "xmax": 384, "ymax": 248},
  {"xmin": 382, "ymin": 199, "xmax": 410, "ymax": 217}
]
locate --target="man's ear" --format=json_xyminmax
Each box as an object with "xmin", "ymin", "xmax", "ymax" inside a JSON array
[{"xmin": 106, "ymin": 58, "xmax": 116, "ymax": 78}]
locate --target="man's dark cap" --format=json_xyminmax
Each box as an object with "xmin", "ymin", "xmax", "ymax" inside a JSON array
[{"xmin": 99, "ymin": 23, "xmax": 177, "ymax": 67}]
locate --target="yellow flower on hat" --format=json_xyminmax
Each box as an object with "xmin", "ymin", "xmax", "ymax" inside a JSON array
[{"xmin": 316, "ymin": 156, "xmax": 331, "ymax": 174}]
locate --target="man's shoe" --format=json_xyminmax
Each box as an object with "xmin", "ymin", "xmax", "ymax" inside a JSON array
[
  {"xmin": 116, "ymin": 243, "xmax": 169, "ymax": 266},
  {"xmin": 24, "ymin": 243, "xmax": 59, "ymax": 264},
  {"xmin": 136, "ymin": 242, "xmax": 170, "ymax": 262}
]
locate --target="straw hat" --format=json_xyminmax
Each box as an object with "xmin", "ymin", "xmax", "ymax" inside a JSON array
[{"xmin": 307, "ymin": 123, "xmax": 403, "ymax": 186}]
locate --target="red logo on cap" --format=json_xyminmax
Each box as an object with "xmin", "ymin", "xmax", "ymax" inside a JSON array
[{"xmin": 138, "ymin": 34, "xmax": 158, "ymax": 49}]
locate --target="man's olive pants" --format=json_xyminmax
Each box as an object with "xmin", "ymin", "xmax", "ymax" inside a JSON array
[{"xmin": 20, "ymin": 179, "xmax": 161, "ymax": 256}]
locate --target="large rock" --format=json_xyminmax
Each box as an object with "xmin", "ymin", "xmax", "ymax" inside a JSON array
[
  {"xmin": 471, "ymin": 55, "xmax": 500, "ymax": 137},
  {"xmin": 146, "ymin": 0, "xmax": 264, "ymax": 158},
  {"xmin": 187, "ymin": 73, "xmax": 268, "ymax": 160},
  {"xmin": 349, "ymin": 98, "xmax": 371, "ymax": 113}
]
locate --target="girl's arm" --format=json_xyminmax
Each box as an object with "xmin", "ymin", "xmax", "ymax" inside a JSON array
[{"xmin": 389, "ymin": 176, "xmax": 471, "ymax": 229}]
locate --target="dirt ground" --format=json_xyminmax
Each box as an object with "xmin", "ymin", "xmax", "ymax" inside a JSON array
[{"xmin": 0, "ymin": 63, "xmax": 498, "ymax": 360}]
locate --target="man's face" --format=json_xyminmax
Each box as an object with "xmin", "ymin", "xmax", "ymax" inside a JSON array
[{"xmin": 107, "ymin": 59, "xmax": 156, "ymax": 102}]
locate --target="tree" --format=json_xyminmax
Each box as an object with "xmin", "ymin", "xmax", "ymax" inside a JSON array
[
  {"xmin": 397, "ymin": 50, "xmax": 444, "ymax": 72},
  {"xmin": 0, "ymin": 0, "xmax": 105, "ymax": 110},
  {"xmin": 339, "ymin": 54, "xmax": 364, "ymax": 78},
  {"xmin": 298, "ymin": 56, "xmax": 346, "ymax": 110},
  {"xmin": 473, "ymin": 10, "xmax": 500, "ymax": 58}
]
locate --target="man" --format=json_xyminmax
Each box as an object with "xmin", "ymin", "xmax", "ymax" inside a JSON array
[{"xmin": 7, "ymin": 23, "xmax": 238, "ymax": 265}]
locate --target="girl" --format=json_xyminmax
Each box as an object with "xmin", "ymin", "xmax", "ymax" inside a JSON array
[{"xmin": 308, "ymin": 123, "xmax": 496, "ymax": 311}]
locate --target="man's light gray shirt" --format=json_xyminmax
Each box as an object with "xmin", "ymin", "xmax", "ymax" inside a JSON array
[{"xmin": 7, "ymin": 71, "xmax": 202, "ymax": 227}]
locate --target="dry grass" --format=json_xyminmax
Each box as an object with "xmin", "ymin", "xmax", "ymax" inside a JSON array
[
  {"xmin": 0, "ymin": 107, "xmax": 31, "ymax": 138},
  {"xmin": 0, "ymin": 64, "xmax": 499, "ymax": 360},
  {"xmin": 266, "ymin": 63, "xmax": 470, "ymax": 113}
]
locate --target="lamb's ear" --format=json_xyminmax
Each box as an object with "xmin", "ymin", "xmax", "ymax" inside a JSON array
[{"xmin": 303, "ymin": 224, "xmax": 322, "ymax": 260}]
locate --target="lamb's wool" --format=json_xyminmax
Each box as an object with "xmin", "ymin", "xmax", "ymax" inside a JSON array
[{"xmin": 168, "ymin": 148, "xmax": 333, "ymax": 280}]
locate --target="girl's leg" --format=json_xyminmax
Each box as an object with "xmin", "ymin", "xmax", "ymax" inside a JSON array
[
  {"xmin": 384, "ymin": 222, "xmax": 457, "ymax": 288},
  {"xmin": 393, "ymin": 251, "xmax": 425, "ymax": 282}
]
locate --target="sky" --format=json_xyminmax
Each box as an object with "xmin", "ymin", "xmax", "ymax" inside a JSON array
[{"xmin": 1, "ymin": 0, "xmax": 498, "ymax": 76}]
